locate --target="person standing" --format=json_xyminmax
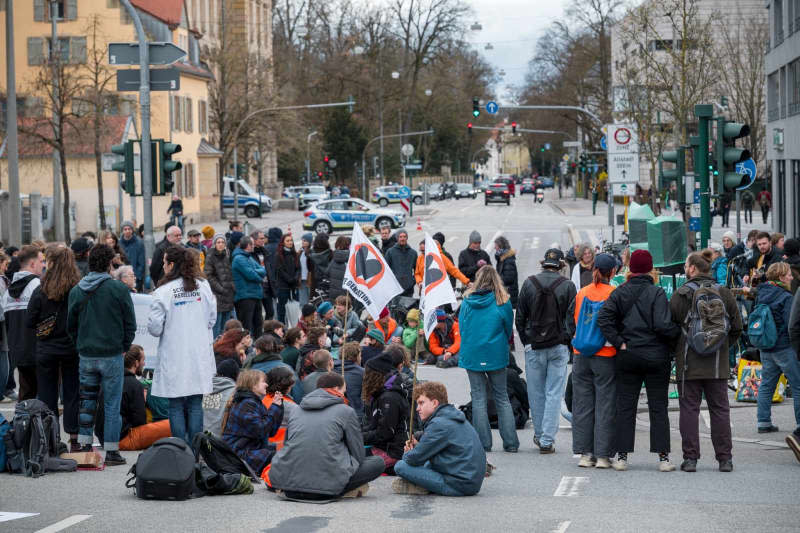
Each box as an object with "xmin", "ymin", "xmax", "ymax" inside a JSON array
[
  {"xmin": 26, "ymin": 246, "xmax": 82, "ymax": 451},
  {"xmin": 789, "ymin": 288, "xmax": 800, "ymax": 462},
  {"xmin": 148, "ymin": 246, "xmax": 217, "ymax": 448},
  {"xmin": 204, "ymin": 235, "xmax": 236, "ymax": 339},
  {"xmin": 0, "ymin": 250, "xmax": 10, "ymax": 401},
  {"xmin": 385, "ymin": 230, "xmax": 417, "ymax": 297},
  {"xmin": 328, "ymin": 236, "xmax": 351, "ymax": 302},
  {"xmin": 298, "ymin": 234, "xmax": 314, "ymax": 306},
  {"xmin": 493, "ymin": 236, "xmax": 519, "ymax": 309},
  {"xmin": 756, "ymin": 189, "xmax": 771, "ymax": 224},
  {"xmin": 67, "ymin": 244, "xmax": 136, "ymax": 466},
  {"xmin": 741, "ymin": 190, "xmax": 755, "ymax": 224},
  {"xmin": 167, "ymin": 194, "xmax": 184, "ymax": 230},
  {"xmin": 591, "ymin": 181, "xmax": 598, "ymax": 215},
  {"xmin": 516, "ymin": 249, "xmax": 576, "ymax": 454},
  {"xmin": 459, "ymin": 266, "xmax": 519, "ymax": 453},
  {"xmin": 150, "ymin": 225, "xmax": 183, "ymax": 287},
  {"xmin": 275, "ymin": 234, "xmax": 300, "ymax": 324},
  {"xmin": 380, "ymin": 226, "xmax": 397, "ymax": 256},
  {"xmin": 232, "ymin": 236, "xmax": 267, "ymax": 339},
  {"xmin": 571, "ymin": 244, "xmax": 595, "ymax": 290},
  {"xmin": 597, "ymin": 250, "xmax": 680, "ymax": 472},
  {"xmin": 567, "ymin": 253, "xmax": 617, "ymax": 469},
  {"xmin": 1, "ymin": 245, "xmax": 46, "ymax": 400},
  {"xmin": 309, "ymin": 234, "xmax": 332, "ymax": 295},
  {"xmin": 119, "ymin": 221, "xmax": 145, "ymax": 292},
  {"xmin": 458, "ymin": 231, "xmax": 491, "ymax": 283},
  {"xmin": 670, "ymin": 250, "xmax": 742, "ymax": 473}
]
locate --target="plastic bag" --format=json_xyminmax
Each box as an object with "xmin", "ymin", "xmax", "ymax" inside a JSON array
[
  {"xmin": 735, "ymin": 359, "xmax": 786, "ymax": 403},
  {"xmin": 285, "ymin": 299, "xmax": 301, "ymax": 328}
]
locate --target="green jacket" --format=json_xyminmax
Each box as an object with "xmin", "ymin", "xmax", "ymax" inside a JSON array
[
  {"xmin": 402, "ymin": 323, "xmax": 428, "ymax": 356},
  {"xmin": 67, "ymin": 272, "xmax": 136, "ymax": 357}
]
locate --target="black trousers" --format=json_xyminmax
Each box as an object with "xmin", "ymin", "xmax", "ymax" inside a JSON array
[
  {"xmin": 262, "ymin": 296, "xmax": 274, "ymax": 321},
  {"xmin": 284, "ymin": 456, "xmax": 385, "ymax": 500},
  {"xmin": 235, "ymin": 298, "xmax": 262, "ymax": 339},
  {"xmin": 744, "ymin": 206, "xmax": 753, "ymax": 223},
  {"xmin": 761, "ymin": 205, "xmax": 769, "ymax": 224},
  {"xmin": 17, "ymin": 365, "xmax": 38, "ymax": 401},
  {"xmin": 37, "ymin": 351, "xmax": 80, "ymax": 435},
  {"xmin": 614, "ymin": 351, "xmax": 671, "ymax": 454}
]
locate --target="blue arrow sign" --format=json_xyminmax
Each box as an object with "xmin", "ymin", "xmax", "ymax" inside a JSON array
[
  {"xmin": 485, "ymin": 101, "xmax": 499, "ymax": 114},
  {"xmin": 600, "ymin": 135, "xmax": 608, "ymax": 151},
  {"xmin": 735, "ymin": 158, "xmax": 757, "ymax": 190}
]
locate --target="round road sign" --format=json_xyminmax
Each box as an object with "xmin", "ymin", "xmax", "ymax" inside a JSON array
[
  {"xmin": 328, "ymin": 158, "xmax": 337, "ymax": 169},
  {"xmin": 562, "ymin": 154, "xmax": 570, "ymax": 162},
  {"xmin": 401, "ymin": 144, "xmax": 414, "ymax": 157},
  {"xmin": 614, "ymin": 127, "xmax": 631, "ymax": 145}
]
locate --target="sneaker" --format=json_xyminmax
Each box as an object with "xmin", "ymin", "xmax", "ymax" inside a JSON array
[
  {"xmin": 485, "ymin": 462, "xmax": 496, "ymax": 477},
  {"xmin": 718, "ymin": 460, "xmax": 733, "ymax": 472},
  {"xmin": 578, "ymin": 454, "xmax": 596, "ymax": 468},
  {"xmin": 391, "ymin": 478, "xmax": 429, "ymax": 495},
  {"xmin": 533, "ymin": 436, "xmax": 541, "ymax": 448},
  {"xmin": 104, "ymin": 451, "xmax": 127, "ymax": 466},
  {"xmin": 435, "ymin": 360, "xmax": 447, "ymax": 368},
  {"xmin": 342, "ymin": 483, "xmax": 370, "ymax": 498},
  {"xmin": 786, "ymin": 433, "xmax": 800, "ymax": 464},
  {"xmin": 4, "ymin": 389, "xmax": 18, "ymax": 401},
  {"xmin": 680, "ymin": 459, "xmax": 697, "ymax": 472},
  {"xmin": 758, "ymin": 425, "xmax": 779, "ymax": 433},
  {"xmin": 504, "ymin": 447, "xmax": 518, "ymax": 453},
  {"xmin": 612, "ymin": 458, "xmax": 628, "ymax": 471},
  {"xmin": 72, "ymin": 443, "xmax": 93, "ymax": 453},
  {"xmin": 539, "ymin": 444, "xmax": 555, "ymax": 454},
  {"xmin": 658, "ymin": 459, "xmax": 676, "ymax": 472},
  {"xmin": 595, "ymin": 457, "xmax": 611, "ymax": 469}
]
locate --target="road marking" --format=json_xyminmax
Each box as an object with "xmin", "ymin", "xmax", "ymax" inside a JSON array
[
  {"xmin": 530, "ymin": 237, "xmax": 541, "ymax": 250},
  {"xmin": 448, "ymin": 235, "xmax": 458, "ymax": 242},
  {"xmin": 35, "ymin": 515, "xmax": 92, "ymax": 533},
  {"xmin": 0, "ymin": 512, "xmax": 39, "ymax": 523},
  {"xmin": 553, "ymin": 476, "xmax": 588, "ymax": 497},
  {"xmin": 552, "ymin": 521, "xmax": 572, "ymax": 533},
  {"xmin": 485, "ymin": 230, "xmax": 502, "ymax": 253}
]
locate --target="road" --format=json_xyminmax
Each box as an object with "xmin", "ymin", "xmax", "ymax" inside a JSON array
[{"xmin": 2, "ymin": 189, "xmax": 797, "ymax": 533}]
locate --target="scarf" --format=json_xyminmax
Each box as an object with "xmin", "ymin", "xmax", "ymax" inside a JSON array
[{"xmin": 324, "ymin": 387, "xmax": 349, "ymax": 405}]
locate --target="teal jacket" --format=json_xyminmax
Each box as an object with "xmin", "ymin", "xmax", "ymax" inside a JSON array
[
  {"xmin": 231, "ymin": 248, "xmax": 266, "ymax": 302},
  {"xmin": 458, "ymin": 289, "xmax": 513, "ymax": 372},
  {"xmin": 711, "ymin": 256, "xmax": 728, "ymax": 286},
  {"xmin": 67, "ymin": 272, "xmax": 136, "ymax": 357}
]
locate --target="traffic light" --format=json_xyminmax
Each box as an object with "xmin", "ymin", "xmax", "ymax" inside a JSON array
[
  {"xmin": 660, "ymin": 147, "xmax": 685, "ymax": 190},
  {"xmin": 714, "ymin": 120, "xmax": 751, "ymax": 192},
  {"xmin": 317, "ymin": 171, "xmax": 323, "ymax": 178},
  {"xmin": 467, "ymin": 122, "xmax": 473, "ymax": 135},
  {"xmin": 324, "ymin": 155, "xmax": 330, "ymax": 164},
  {"xmin": 540, "ymin": 145, "xmax": 545, "ymax": 153},
  {"xmin": 158, "ymin": 140, "xmax": 182, "ymax": 195},
  {"xmin": 511, "ymin": 121, "xmax": 517, "ymax": 134},
  {"xmin": 111, "ymin": 141, "xmax": 135, "ymax": 195},
  {"xmin": 472, "ymin": 98, "xmax": 480, "ymax": 118}
]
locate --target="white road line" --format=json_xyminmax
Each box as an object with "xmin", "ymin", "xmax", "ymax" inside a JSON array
[
  {"xmin": 35, "ymin": 515, "xmax": 92, "ymax": 533},
  {"xmin": 552, "ymin": 521, "xmax": 572, "ymax": 533},
  {"xmin": 0, "ymin": 512, "xmax": 39, "ymax": 523},
  {"xmin": 701, "ymin": 410, "xmax": 711, "ymax": 429},
  {"xmin": 531, "ymin": 237, "xmax": 541, "ymax": 250},
  {"xmin": 448, "ymin": 235, "xmax": 458, "ymax": 242},
  {"xmin": 553, "ymin": 476, "xmax": 588, "ymax": 497},
  {"xmin": 485, "ymin": 230, "xmax": 502, "ymax": 253}
]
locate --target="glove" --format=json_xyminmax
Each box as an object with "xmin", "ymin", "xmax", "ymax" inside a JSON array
[{"xmin": 477, "ymin": 259, "xmax": 487, "ymax": 268}]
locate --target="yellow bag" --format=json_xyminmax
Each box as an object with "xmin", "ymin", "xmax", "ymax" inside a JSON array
[{"xmin": 735, "ymin": 359, "xmax": 786, "ymax": 403}]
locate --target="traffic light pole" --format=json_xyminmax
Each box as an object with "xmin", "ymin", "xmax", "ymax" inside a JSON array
[
  {"xmin": 695, "ymin": 104, "xmax": 713, "ymax": 249},
  {"xmin": 361, "ymin": 129, "xmax": 434, "ymax": 200},
  {"xmin": 4, "ymin": 0, "xmax": 22, "ymax": 246}
]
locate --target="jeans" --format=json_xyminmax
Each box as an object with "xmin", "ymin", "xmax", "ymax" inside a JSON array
[
  {"xmin": 615, "ymin": 352, "xmax": 670, "ymax": 454},
  {"xmin": 757, "ymin": 347, "xmax": 800, "ymax": 431},
  {"xmin": 572, "ymin": 355, "xmax": 616, "ymax": 458},
  {"xmin": 37, "ymin": 351, "xmax": 80, "ymax": 435},
  {"xmin": 298, "ymin": 284, "xmax": 310, "ymax": 307},
  {"xmin": 394, "ymin": 460, "xmax": 468, "ymax": 496},
  {"xmin": 525, "ymin": 344, "xmax": 570, "ymax": 447},
  {"xmin": 213, "ymin": 310, "xmax": 235, "ymax": 339},
  {"xmin": 169, "ymin": 394, "xmax": 204, "ymax": 448},
  {"xmin": 235, "ymin": 298, "xmax": 262, "ymax": 339},
  {"xmin": 679, "ymin": 379, "xmax": 732, "ymax": 461},
  {"xmin": 78, "ymin": 355, "xmax": 124, "ymax": 450},
  {"xmin": 277, "ymin": 288, "xmax": 299, "ymax": 324},
  {"xmin": 0, "ymin": 350, "xmax": 8, "ymax": 400},
  {"xmin": 466, "ymin": 369, "xmax": 519, "ymax": 451}
]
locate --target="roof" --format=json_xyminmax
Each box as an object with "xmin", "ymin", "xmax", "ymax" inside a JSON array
[
  {"xmin": 197, "ymin": 139, "xmax": 223, "ymax": 156},
  {"xmin": 4, "ymin": 116, "xmax": 130, "ymax": 158},
  {"xmin": 130, "ymin": 0, "xmax": 183, "ymax": 26}
]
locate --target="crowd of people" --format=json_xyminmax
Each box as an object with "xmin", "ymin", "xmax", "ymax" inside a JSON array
[{"xmin": 0, "ymin": 219, "xmax": 798, "ymax": 500}]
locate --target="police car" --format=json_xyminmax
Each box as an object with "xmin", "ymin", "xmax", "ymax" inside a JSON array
[
  {"xmin": 371, "ymin": 185, "xmax": 423, "ymax": 207},
  {"xmin": 303, "ymin": 198, "xmax": 406, "ymax": 234}
]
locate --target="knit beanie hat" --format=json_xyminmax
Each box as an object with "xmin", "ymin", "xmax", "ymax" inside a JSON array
[
  {"xmin": 469, "ymin": 230, "xmax": 481, "ymax": 244},
  {"xmin": 317, "ymin": 301, "xmax": 333, "ymax": 316},
  {"xmin": 405, "ymin": 308, "xmax": 421, "ymax": 323},
  {"xmin": 629, "ymin": 249, "xmax": 653, "ymax": 274},
  {"xmin": 783, "ymin": 237, "xmax": 800, "ymax": 256},
  {"xmin": 202, "ymin": 225, "xmax": 215, "ymax": 239},
  {"xmin": 366, "ymin": 328, "xmax": 386, "ymax": 345},
  {"xmin": 213, "ymin": 234, "xmax": 226, "ymax": 245},
  {"xmin": 365, "ymin": 352, "xmax": 395, "ymax": 375},
  {"xmin": 302, "ymin": 233, "xmax": 314, "ymax": 244},
  {"xmin": 121, "ymin": 220, "xmax": 135, "ymax": 231},
  {"xmin": 722, "ymin": 230, "xmax": 736, "ymax": 243}
]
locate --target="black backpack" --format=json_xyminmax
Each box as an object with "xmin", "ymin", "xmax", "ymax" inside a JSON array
[
  {"xmin": 4, "ymin": 399, "xmax": 77, "ymax": 477},
  {"xmin": 126, "ymin": 437, "xmax": 197, "ymax": 500},
  {"xmin": 459, "ymin": 369, "xmax": 530, "ymax": 430},
  {"xmin": 192, "ymin": 431, "xmax": 260, "ymax": 481},
  {"xmin": 528, "ymin": 275, "xmax": 567, "ymax": 349}
]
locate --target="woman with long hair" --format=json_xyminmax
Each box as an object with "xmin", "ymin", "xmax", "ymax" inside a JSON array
[
  {"xmin": 213, "ymin": 327, "xmax": 252, "ymax": 367},
  {"xmin": 458, "ymin": 265, "xmax": 519, "ymax": 452},
  {"xmin": 361, "ymin": 353, "xmax": 409, "ymax": 472},
  {"xmin": 100, "ymin": 230, "xmax": 129, "ymax": 269},
  {"xmin": 262, "ymin": 366, "xmax": 297, "ymax": 451},
  {"xmin": 328, "ymin": 236, "xmax": 352, "ymax": 302},
  {"xmin": 571, "ymin": 243, "xmax": 595, "ymax": 289},
  {"xmin": 26, "ymin": 245, "xmax": 82, "ymax": 450},
  {"xmin": 148, "ymin": 246, "xmax": 217, "ymax": 447},
  {"xmin": 310, "ymin": 233, "xmax": 332, "ymax": 294},
  {"xmin": 493, "ymin": 236, "xmax": 519, "ymax": 309},
  {"xmin": 275, "ymin": 234, "xmax": 300, "ymax": 324}
]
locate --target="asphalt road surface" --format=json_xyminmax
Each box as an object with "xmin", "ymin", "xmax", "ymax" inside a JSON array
[{"xmin": 2, "ymin": 190, "xmax": 797, "ymax": 533}]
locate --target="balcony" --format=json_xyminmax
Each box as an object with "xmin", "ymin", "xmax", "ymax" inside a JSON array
[
  {"xmin": 768, "ymin": 107, "xmax": 780, "ymax": 122},
  {"xmin": 775, "ymin": 28, "xmax": 784, "ymax": 46}
]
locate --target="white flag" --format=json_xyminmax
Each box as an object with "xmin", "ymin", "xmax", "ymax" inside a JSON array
[
  {"xmin": 420, "ymin": 233, "xmax": 457, "ymax": 339},
  {"xmin": 342, "ymin": 223, "xmax": 403, "ymax": 320}
]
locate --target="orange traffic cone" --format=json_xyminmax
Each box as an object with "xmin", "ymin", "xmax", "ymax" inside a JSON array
[{"xmin": 416, "ymin": 217, "xmax": 422, "ymax": 231}]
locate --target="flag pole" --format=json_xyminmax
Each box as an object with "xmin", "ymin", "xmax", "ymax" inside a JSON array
[
  {"xmin": 341, "ymin": 296, "xmax": 349, "ymax": 378},
  {"xmin": 408, "ymin": 331, "xmax": 423, "ymax": 442}
]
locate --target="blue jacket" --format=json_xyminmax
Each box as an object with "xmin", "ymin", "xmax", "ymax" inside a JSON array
[
  {"xmin": 231, "ymin": 248, "xmax": 266, "ymax": 302},
  {"xmin": 458, "ymin": 289, "xmax": 513, "ymax": 372},
  {"xmin": 222, "ymin": 390, "xmax": 283, "ymax": 475},
  {"xmin": 333, "ymin": 359, "xmax": 365, "ymax": 417},
  {"xmin": 711, "ymin": 256, "xmax": 728, "ymax": 286},
  {"xmin": 119, "ymin": 235, "xmax": 145, "ymax": 282},
  {"xmin": 755, "ymin": 282, "xmax": 794, "ymax": 351},
  {"xmin": 249, "ymin": 356, "xmax": 305, "ymax": 403},
  {"xmin": 402, "ymin": 404, "xmax": 485, "ymax": 496}
]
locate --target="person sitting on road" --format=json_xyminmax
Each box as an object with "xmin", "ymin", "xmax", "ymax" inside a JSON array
[
  {"xmin": 361, "ymin": 328, "xmax": 386, "ymax": 367},
  {"xmin": 402, "ymin": 308, "xmax": 427, "ymax": 359},
  {"xmin": 361, "ymin": 353, "xmax": 410, "ymax": 473},
  {"xmin": 392, "ymin": 381, "xmax": 486, "ymax": 496},
  {"xmin": 280, "ymin": 327, "xmax": 305, "ymax": 370},
  {"xmin": 333, "ymin": 341, "xmax": 365, "ymax": 417},
  {"xmin": 222, "ymin": 369, "xmax": 284, "ymax": 476},
  {"xmin": 261, "ymin": 367, "xmax": 298, "ymax": 455},
  {"xmin": 297, "ymin": 303, "xmax": 319, "ymax": 335},
  {"xmin": 244, "ymin": 335, "xmax": 304, "ymax": 402},
  {"xmin": 302, "ymin": 349, "xmax": 334, "ymax": 395},
  {"xmin": 458, "ymin": 231, "xmax": 491, "ymax": 283},
  {"xmin": 203, "ymin": 359, "xmax": 239, "ymax": 438},
  {"xmin": 296, "ymin": 327, "xmax": 328, "ymax": 380},
  {"xmin": 330, "ymin": 295, "xmax": 364, "ymax": 346},
  {"xmin": 426, "ymin": 309, "xmax": 461, "ymax": 368},
  {"xmin": 213, "ymin": 327, "xmax": 252, "ymax": 369},
  {"xmin": 372, "ymin": 306, "xmax": 403, "ymax": 345},
  {"xmin": 266, "ymin": 372, "xmax": 385, "ymax": 501},
  {"xmin": 262, "ymin": 320, "xmax": 285, "ymax": 349}
]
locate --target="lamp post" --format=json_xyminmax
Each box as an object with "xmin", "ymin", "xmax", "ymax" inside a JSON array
[{"xmin": 306, "ymin": 131, "xmax": 318, "ymax": 183}]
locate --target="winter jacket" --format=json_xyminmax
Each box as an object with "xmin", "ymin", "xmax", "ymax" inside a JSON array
[
  {"xmin": 281, "ymin": 345, "xmax": 301, "ymax": 370},
  {"xmin": 381, "ymin": 234, "xmax": 397, "ymax": 256},
  {"xmin": 222, "ymin": 390, "xmax": 283, "ymax": 475},
  {"xmin": 711, "ymin": 257, "xmax": 728, "ymax": 286},
  {"xmin": 402, "ymin": 324, "xmax": 428, "ymax": 355},
  {"xmin": 26, "ymin": 286, "xmax": 77, "ymax": 357},
  {"xmin": 571, "ymin": 263, "xmax": 594, "ymax": 290},
  {"xmin": 374, "ymin": 318, "xmax": 403, "ymax": 344},
  {"xmin": 755, "ymin": 281, "xmax": 794, "ymax": 352},
  {"xmin": 331, "ymin": 310, "xmax": 362, "ymax": 345},
  {"xmin": 262, "ymin": 394, "xmax": 297, "ymax": 451},
  {"xmin": 360, "ymin": 344, "xmax": 384, "ymax": 367},
  {"xmin": 786, "ymin": 254, "xmax": 800, "ymax": 294},
  {"xmin": 252, "ymin": 245, "xmax": 274, "ymax": 297},
  {"xmin": 333, "ymin": 358, "xmax": 365, "ymax": 417},
  {"xmin": 726, "ymin": 241, "xmax": 746, "ymax": 261},
  {"xmin": 567, "ymin": 282, "xmax": 616, "ymax": 357},
  {"xmin": 515, "ymin": 270, "xmax": 576, "ymax": 347},
  {"xmin": 310, "ymin": 249, "xmax": 332, "ymax": 290},
  {"xmin": 204, "ymin": 247, "xmax": 236, "ymax": 313},
  {"xmin": 245, "ymin": 352, "xmax": 304, "ymax": 403},
  {"xmin": 202, "ymin": 376, "xmax": 237, "ymax": 438},
  {"xmin": 429, "ymin": 317, "xmax": 461, "ymax": 356},
  {"xmin": 495, "ymin": 249, "xmax": 519, "ymax": 308},
  {"xmin": 302, "ymin": 370, "xmax": 329, "ymax": 396},
  {"xmin": 746, "ymin": 246, "xmax": 783, "ymax": 273},
  {"xmin": 401, "ymin": 403, "xmax": 485, "ymax": 496},
  {"xmin": 414, "ymin": 244, "xmax": 469, "ymax": 285},
  {"xmin": 458, "ymin": 289, "xmax": 513, "ymax": 372},
  {"xmin": 149, "ymin": 238, "xmax": 173, "ymax": 286},
  {"xmin": 458, "ymin": 247, "xmax": 491, "ymax": 282},
  {"xmin": 275, "ymin": 248, "xmax": 300, "ymax": 291},
  {"xmin": 119, "ymin": 235, "xmax": 146, "ymax": 283},
  {"xmin": 669, "ymin": 275, "xmax": 742, "ymax": 380},
  {"xmin": 385, "ymin": 243, "xmax": 418, "ymax": 291},
  {"xmin": 596, "ymin": 275, "xmax": 680, "ymax": 363},
  {"xmin": 327, "ymin": 249, "xmax": 350, "ymax": 301},
  {"xmin": 147, "ymin": 278, "xmax": 217, "ymax": 398},
  {"xmin": 295, "ymin": 342, "xmax": 321, "ymax": 378},
  {"xmin": 265, "ymin": 227, "xmax": 283, "ymax": 285},
  {"xmin": 185, "ymin": 241, "xmax": 206, "ymax": 271},
  {"xmin": 231, "ymin": 248, "xmax": 267, "ymax": 302},
  {"xmin": 789, "ymin": 290, "xmax": 800, "ymax": 354},
  {"xmin": 1, "ymin": 272, "xmax": 40, "ymax": 367},
  {"xmin": 362, "ymin": 372, "xmax": 409, "ymax": 459},
  {"xmin": 67, "ymin": 273, "xmax": 136, "ymax": 357},
  {"xmin": 268, "ymin": 388, "xmax": 367, "ymax": 496}
]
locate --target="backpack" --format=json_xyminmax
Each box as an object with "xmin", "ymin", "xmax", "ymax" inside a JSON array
[
  {"xmin": 0, "ymin": 413, "xmax": 9, "ymax": 472},
  {"xmin": 459, "ymin": 369, "xmax": 529, "ymax": 430},
  {"xmin": 528, "ymin": 275, "xmax": 567, "ymax": 349},
  {"xmin": 682, "ymin": 281, "xmax": 731, "ymax": 357},
  {"xmin": 4, "ymin": 399, "xmax": 76, "ymax": 477},
  {"xmin": 572, "ymin": 296, "xmax": 607, "ymax": 356},
  {"xmin": 192, "ymin": 431, "xmax": 260, "ymax": 481},
  {"xmin": 126, "ymin": 437, "xmax": 197, "ymax": 500},
  {"xmin": 747, "ymin": 303, "xmax": 778, "ymax": 350}
]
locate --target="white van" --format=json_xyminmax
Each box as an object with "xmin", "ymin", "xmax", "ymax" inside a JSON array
[{"xmin": 222, "ymin": 176, "xmax": 273, "ymax": 217}]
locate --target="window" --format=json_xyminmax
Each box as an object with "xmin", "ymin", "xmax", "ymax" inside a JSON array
[
  {"xmin": 184, "ymin": 97, "xmax": 193, "ymax": 132},
  {"xmin": 781, "ymin": 66, "xmax": 787, "ymax": 118},
  {"xmin": 183, "ymin": 163, "xmax": 195, "ymax": 198},
  {"xmin": 172, "ymin": 95, "xmax": 182, "ymax": 132},
  {"xmin": 27, "ymin": 37, "xmax": 45, "ymax": 65},
  {"xmin": 45, "ymin": 36, "xmax": 87, "ymax": 64},
  {"xmin": 768, "ymin": 71, "xmax": 780, "ymax": 122},
  {"xmin": 198, "ymin": 100, "xmax": 208, "ymax": 134},
  {"xmin": 789, "ymin": 58, "xmax": 800, "ymax": 117},
  {"xmin": 34, "ymin": 0, "xmax": 76, "ymax": 21},
  {"xmin": 648, "ymin": 39, "xmax": 672, "ymax": 51},
  {"xmin": 776, "ymin": 0, "xmax": 785, "ymax": 45}
]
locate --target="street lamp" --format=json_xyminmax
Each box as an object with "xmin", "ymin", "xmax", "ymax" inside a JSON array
[
  {"xmin": 425, "ymin": 89, "xmax": 432, "ymax": 96},
  {"xmin": 484, "ymin": 43, "xmax": 494, "ymax": 51},
  {"xmin": 470, "ymin": 22, "xmax": 483, "ymax": 31},
  {"xmin": 391, "ymin": 71, "xmax": 400, "ymax": 79},
  {"xmin": 306, "ymin": 131, "xmax": 318, "ymax": 183}
]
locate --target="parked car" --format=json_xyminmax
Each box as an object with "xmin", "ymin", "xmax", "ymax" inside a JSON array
[
  {"xmin": 372, "ymin": 184, "xmax": 423, "ymax": 207},
  {"xmin": 222, "ymin": 176, "xmax": 273, "ymax": 217},
  {"xmin": 541, "ymin": 176, "xmax": 555, "ymax": 188},
  {"xmin": 454, "ymin": 183, "xmax": 477, "ymax": 199},
  {"xmin": 283, "ymin": 185, "xmax": 329, "ymax": 209},
  {"xmin": 303, "ymin": 198, "xmax": 407, "ymax": 234},
  {"xmin": 484, "ymin": 182, "xmax": 511, "ymax": 206}
]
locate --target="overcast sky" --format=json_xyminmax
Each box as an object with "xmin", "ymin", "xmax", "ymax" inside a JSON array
[{"xmin": 463, "ymin": 0, "xmax": 572, "ymax": 103}]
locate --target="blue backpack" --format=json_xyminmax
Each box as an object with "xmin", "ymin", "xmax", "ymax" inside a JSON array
[
  {"xmin": 572, "ymin": 297, "xmax": 607, "ymax": 356},
  {"xmin": 0, "ymin": 412, "xmax": 9, "ymax": 472},
  {"xmin": 747, "ymin": 303, "xmax": 777, "ymax": 350}
]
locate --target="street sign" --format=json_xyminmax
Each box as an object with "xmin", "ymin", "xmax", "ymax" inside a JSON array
[
  {"xmin": 401, "ymin": 144, "xmax": 414, "ymax": 157},
  {"xmin": 404, "ymin": 164, "xmax": 422, "ymax": 170},
  {"xmin": 328, "ymin": 158, "xmax": 337, "ymax": 169},
  {"xmin": 609, "ymin": 181, "xmax": 634, "ymax": 197},
  {"xmin": 600, "ymin": 135, "xmax": 607, "ymax": 151},
  {"xmin": 485, "ymin": 101, "xmax": 499, "ymax": 114},
  {"xmin": 606, "ymin": 123, "xmax": 639, "ymax": 188},
  {"xmin": 563, "ymin": 141, "xmax": 581, "ymax": 148},
  {"xmin": 735, "ymin": 157, "xmax": 757, "ymax": 190},
  {"xmin": 399, "ymin": 198, "xmax": 410, "ymax": 214},
  {"xmin": 562, "ymin": 154, "xmax": 570, "ymax": 162},
  {"xmin": 689, "ymin": 183, "xmax": 701, "ymax": 231},
  {"xmin": 544, "ymin": 143, "xmax": 551, "ymax": 150},
  {"xmin": 117, "ymin": 67, "xmax": 180, "ymax": 91},
  {"xmin": 108, "ymin": 42, "xmax": 186, "ymax": 66}
]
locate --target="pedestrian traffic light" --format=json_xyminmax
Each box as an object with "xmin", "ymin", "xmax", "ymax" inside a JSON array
[
  {"xmin": 111, "ymin": 141, "xmax": 135, "ymax": 195},
  {"xmin": 317, "ymin": 171, "xmax": 323, "ymax": 178},
  {"xmin": 324, "ymin": 155, "xmax": 330, "ymax": 164},
  {"xmin": 158, "ymin": 140, "xmax": 182, "ymax": 195},
  {"xmin": 714, "ymin": 119, "xmax": 751, "ymax": 192},
  {"xmin": 472, "ymin": 98, "xmax": 480, "ymax": 118},
  {"xmin": 511, "ymin": 121, "xmax": 517, "ymax": 134},
  {"xmin": 467, "ymin": 122, "xmax": 473, "ymax": 135},
  {"xmin": 660, "ymin": 147, "xmax": 685, "ymax": 190},
  {"xmin": 540, "ymin": 145, "xmax": 545, "ymax": 152}
]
